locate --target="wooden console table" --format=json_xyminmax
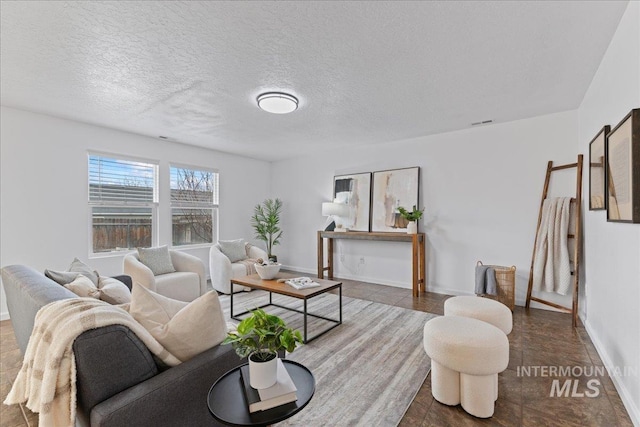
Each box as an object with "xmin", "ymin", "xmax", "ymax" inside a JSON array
[{"xmin": 317, "ymin": 231, "xmax": 426, "ymax": 297}]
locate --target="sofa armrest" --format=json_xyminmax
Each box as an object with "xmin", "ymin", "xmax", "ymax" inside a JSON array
[
  {"xmin": 123, "ymin": 254, "xmax": 156, "ymax": 292},
  {"xmin": 73, "ymin": 325, "xmax": 159, "ymax": 415},
  {"xmin": 209, "ymin": 245, "xmax": 233, "ymax": 294},
  {"xmin": 90, "ymin": 344, "xmax": 245, "ymax": 427},
  {"xmin": 170, "ymin": 251, "xmax": 207, "ymax": 296},
  {"xmin": 1, "ymin": 265, "xmax": 77, "ymax": 355}
]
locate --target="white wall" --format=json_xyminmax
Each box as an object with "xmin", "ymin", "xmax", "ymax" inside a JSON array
[
  {"xmin": 0, "ymin": 106, "xmax": 271, "ymax": 319},
  {"xmin": 578, "ymin": 2, "xmax": 640, "ymax": 424},
  {"xmin": 272, "ymin": 110, "xmax": 579, "ymax": 309}
]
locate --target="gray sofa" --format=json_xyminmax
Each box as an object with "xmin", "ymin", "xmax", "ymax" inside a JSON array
[{"xmin": 1, "ymin": 265, "xmax": 244, "ymax": 427}]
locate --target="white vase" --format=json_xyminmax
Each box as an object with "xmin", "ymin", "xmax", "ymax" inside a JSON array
[
  {"xmin": 407, "ymin": 221, "xmax": 417, "ymax": 234},
  {"xmin": 249, "ymin": 352, "xmax": 278, "ymax": 389}
]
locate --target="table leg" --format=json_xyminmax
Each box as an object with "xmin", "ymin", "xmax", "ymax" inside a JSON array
[
  {"xmin": 339, "ymin": 284, "xmax": 342, "ymax": 324},
  {"xmin": 317, "ymin": 231, "xmax": 324, "ymax": 279},
  {"xmin": 230, "ymin": 287, "xmax": 234, "ymax": 318},
  {"xmin": 420, "ymin": 235, "xmax": 426, "ymax": 292},
  {"xmin": 328, "ymin": 238, "xmax": 334, "ymax": 279},
  {"xmin": 304, "ymin": 299, "xmax": 308, "ymax": 344},
  {"xmin": 412, "ymin": 235, "xmax": 419, "ymax": 297}
]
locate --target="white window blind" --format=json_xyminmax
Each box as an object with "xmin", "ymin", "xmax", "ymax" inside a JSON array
[
  {"xmin": 89, "ymin": 155, "xmax": 158, "ymax": 204},
  {"xmin": 88, "ymin": 154, "xmax": 158, "ymax": 254}
]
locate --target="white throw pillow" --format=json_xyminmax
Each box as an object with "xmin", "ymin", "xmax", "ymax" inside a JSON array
[
  {"xmin": 129, "ymin": 284, "xmax": 227, "ymax": 362},
  {"xmin": 64, "ymin": 275, "xmax": 101, "ymax": 299},
  {"xmin": 218, "ymin": 239, "xmax": 248, "ymax": 263},
  {"xmin": 97, "ymin": 276, "xmax": 132, "ymax": 305},
  {"xmin": 64, "ymin": 275, "xmax": 132, "ymax": 305}
]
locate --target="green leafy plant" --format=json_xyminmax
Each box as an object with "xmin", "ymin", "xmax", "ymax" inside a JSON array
[
  {"xmin": 223, "ymin": 308, "xmax": 303, "ymax": 361},
  {"xmin": 397, "ymin": 205, "xmax": 424, "ymax": 222},
  {"xmin": 251, "ymin": 198, "xmax": 283, "ymax": 258}
]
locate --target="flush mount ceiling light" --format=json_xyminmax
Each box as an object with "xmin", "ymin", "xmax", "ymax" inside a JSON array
[{"xmin": 257, "ymin": 92, "xmax": 298, "ymax": 114}]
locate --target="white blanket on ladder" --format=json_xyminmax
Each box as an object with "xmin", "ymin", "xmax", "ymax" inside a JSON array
[{"xmin": 532, "ymin": 197, "xmax": 573, "ymax": 295}]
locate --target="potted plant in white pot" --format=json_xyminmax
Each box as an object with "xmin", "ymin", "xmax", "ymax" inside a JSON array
[
  {"xmin": 397, "ymin": 205, "xmax": 424, "ymax": 234},
  {"xmin": 251, "ymin": 198, "xmax": 283, "ymax": 262},
  {"xmin": 223, "ymin": 308, "xmax": 303, "ymax": 389}
]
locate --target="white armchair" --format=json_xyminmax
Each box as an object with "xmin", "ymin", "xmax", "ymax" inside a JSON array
[
  {"xmin": 209, "ymin": 243, "xmax": 268, "ymax": 294},
  {"xmin": 123, "ymin": 250, "xmax": 207, "ymax": 302}
]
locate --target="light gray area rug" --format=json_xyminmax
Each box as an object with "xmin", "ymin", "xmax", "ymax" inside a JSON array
[{"xmin": 218, "ymin": 290, "xmax": 435, "ymax": 427}]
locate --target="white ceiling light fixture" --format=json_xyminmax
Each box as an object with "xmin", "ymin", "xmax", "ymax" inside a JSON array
[{"xmin": 257, "ymin": 92, "xmax": 298, "ymax": 114}]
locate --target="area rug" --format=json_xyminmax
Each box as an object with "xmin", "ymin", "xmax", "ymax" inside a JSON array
[{"xmin": 218, "ymin": 290, "xmax": 435, "ymax": 427}]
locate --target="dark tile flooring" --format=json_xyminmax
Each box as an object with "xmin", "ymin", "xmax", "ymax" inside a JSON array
[{"xmin": 0, "ymin": 278, "xmax": 634, "ymax": 427}]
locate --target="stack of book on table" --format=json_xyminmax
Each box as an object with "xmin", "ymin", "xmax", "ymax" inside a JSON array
[
  {"xmin": 285, "ymin": 277, "xmax": 321, "ymax": 290},
  {"xmin": 240, "ymin": 359, "xmax": 298, "ymax": 413}
]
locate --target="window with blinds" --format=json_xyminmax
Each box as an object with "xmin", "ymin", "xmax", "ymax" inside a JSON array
[
  {"xmin": 170, "ymin": 165, "xmax": 218, "ymax": 246},
  {"xmin": 88, "ymin": 154, "xmax": 158, "ymax": 253}
]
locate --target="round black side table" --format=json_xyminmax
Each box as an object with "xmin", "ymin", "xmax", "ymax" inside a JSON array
[{"xmin": 207, "ymin": 360, "xmax": 315, "ymax": 427}]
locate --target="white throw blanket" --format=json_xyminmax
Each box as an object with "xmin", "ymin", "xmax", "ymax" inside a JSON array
[
  {"xmin": 4, "ymin": 298, "xmax": 181, "ymax": 427},
  {"xmin": 532, "ymin": 197, "xmax": 573, "ymax": 295}
]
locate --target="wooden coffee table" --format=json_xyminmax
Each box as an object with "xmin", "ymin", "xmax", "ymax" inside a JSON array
[{"xmin": 230, "ymin": 273, "xmax": 342, "ymax": 343}]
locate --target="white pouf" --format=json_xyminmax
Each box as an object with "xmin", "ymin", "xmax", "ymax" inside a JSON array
[
  {"xmin": 423, "ymin": 316, "xmax": 509, "ymax": 418},
  {"xmin": 444, "ymin": 295, "xmax": 513, "ymax": 335}
]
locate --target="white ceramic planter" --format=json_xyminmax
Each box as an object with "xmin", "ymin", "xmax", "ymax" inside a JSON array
[
  {"xmin": 407, "ymin": 221, "xmax": 417, "ymax": 234},
  {"xmin": 255, "ymin": 263, "xmax": 282, "ymax": 280},
  {"xmin": 249, "ymin": 352, "xmax": 278, "ymax": 389}
]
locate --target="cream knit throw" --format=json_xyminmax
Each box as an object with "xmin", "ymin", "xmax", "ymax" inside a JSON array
[
  {"xmin": 4, "ymin": 298, "xmax": 181, "ymax": 427},
  {"xmin": 233, "ymin": 243, "xmax": 259, "ymax": 275},
  {"xmin": 532, "ymin": 197, "xmax": 573, "ymax": 295},
  {"xmin": 237, "ymin": 258, "xmax": 259, "ymax": 276}
]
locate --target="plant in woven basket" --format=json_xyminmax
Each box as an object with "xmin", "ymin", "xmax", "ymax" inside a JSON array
[{"xmin": 398, "ymin": 205, "xmax": 424, "ymax": 221}]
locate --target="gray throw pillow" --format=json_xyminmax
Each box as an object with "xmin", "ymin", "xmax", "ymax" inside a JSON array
[
  {"xmin": 138, "ymin": 246, "xmax": 176, "ymax": 276},
  {"xmin": 45, "ymin": 257, "xmax": 99, "ymax": 286},
  {"xmin": 218, "ymin": 239, "xmax": 248, "ymax": 263}
]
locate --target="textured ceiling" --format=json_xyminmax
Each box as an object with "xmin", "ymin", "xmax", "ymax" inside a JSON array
[{"xmin": 0, "ymin": 1, "xmax": 629, "ymax": 161}]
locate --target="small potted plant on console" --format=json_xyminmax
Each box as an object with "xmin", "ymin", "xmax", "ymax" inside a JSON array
[
  {"xmin": 223, "ymin": 308, "xmax": 303, "ymax": 389},
  {"xmin": 397, "ymin": 205, "xmax": 424, "ymax": 234}
]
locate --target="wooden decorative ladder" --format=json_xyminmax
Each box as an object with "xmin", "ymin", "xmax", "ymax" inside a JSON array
[{"xmin": 525, "ymin": 155, "xmax": 583, "ymax": 327}]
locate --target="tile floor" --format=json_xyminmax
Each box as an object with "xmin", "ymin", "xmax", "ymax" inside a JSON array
[
  {"xmin": 335, "ymin": 280, "xmax": 633, "ymax": 427},
  {"xmin": 0, "ymin": 278, "xmax": 634, "ymax": 427}
]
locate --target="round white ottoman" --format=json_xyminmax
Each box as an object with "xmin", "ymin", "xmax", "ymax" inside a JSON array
[
  {"xmin": 423, "ymin": 316, "xmax": 509, "ymax": 418},
  {"xmin": 444, "ymin": 296, "xmax": 513, "ymax": 335}
]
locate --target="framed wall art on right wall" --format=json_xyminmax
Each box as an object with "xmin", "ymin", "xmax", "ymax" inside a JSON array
[
  {"xmin": 606, "ymin": 108, "xmax": 640, "ymax": 223},
  {"xmin": 589, "ymin": 125, "xmax": 610, "ymax": 211}
]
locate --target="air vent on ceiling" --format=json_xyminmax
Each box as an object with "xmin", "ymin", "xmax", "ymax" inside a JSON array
[
  {"xmin": 471, "ymin": 120, "xmax": 493, "ymax": 126},
  {"xmin": 158, "ymin": 136, "xmax": 169, "ymax": 140}
]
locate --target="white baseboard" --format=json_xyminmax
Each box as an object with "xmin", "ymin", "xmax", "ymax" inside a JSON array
[
  {"xmin": 281, "ymin": 264, "xmax": 412, "ymax": 289},
  {"xmin": 426, "ymin": 284, "xmax": 475, "ymax": 297},
  {"xmin": 280, "ymin": 264, "xmax": 316, "ymax": 275},
  {"xmin": 0, "ymin": 311, "xmax": 9, "ymax": 321},
  {"xmin": 584, "ymin": 319, "xmax": 639, "ymax": 427},
  {"xmin": 281, "ymin": 264, "xmax": 481, "ymax": 298}
]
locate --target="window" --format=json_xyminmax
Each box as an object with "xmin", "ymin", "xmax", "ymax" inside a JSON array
[
  {"xmin": 170, "ymin": 165, "xmax": 218, "ymax": 246},
  {"xmin": 89, "ymin": 154, "xmax": 158, "ymax": 254}
]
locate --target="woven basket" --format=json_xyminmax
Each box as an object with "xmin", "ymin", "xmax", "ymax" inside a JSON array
[{"xmin": 477, "ymin": 261, "xmax": 516, "ymax": 311}]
